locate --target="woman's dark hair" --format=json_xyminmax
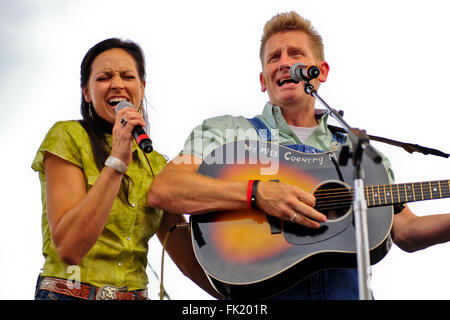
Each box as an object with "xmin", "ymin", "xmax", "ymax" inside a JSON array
[{"xmin": 79, "ymin": 38, "xmax": 147, "ymax": 205}]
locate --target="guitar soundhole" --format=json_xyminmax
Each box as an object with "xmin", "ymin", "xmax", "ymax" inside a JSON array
[{"xmin": 313, "ymin": 181, "xmax": 352, "ymax": 222}]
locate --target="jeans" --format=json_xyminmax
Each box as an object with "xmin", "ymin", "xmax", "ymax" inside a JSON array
[{"xmin": 270, "ymin": 269, "xmax": 361, "ymax": 300}]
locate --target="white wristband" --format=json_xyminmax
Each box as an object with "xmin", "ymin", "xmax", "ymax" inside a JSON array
[{"xmin": 104, "ymin": 155, "xmax": 128, "ymax": 174}]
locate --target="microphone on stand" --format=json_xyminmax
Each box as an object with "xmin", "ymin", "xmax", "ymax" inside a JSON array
[{"xmin": 290, "ymin": 63, "xmax": 320, "ymax": 83}]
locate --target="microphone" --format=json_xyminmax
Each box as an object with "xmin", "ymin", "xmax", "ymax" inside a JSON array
[
  {"xmin": 290, "ymin": 63, "xmax": 320, "ymax": 83},
  {"xmin": 115, "ymin": 101, "xmax": 153, "ymax": 153}
]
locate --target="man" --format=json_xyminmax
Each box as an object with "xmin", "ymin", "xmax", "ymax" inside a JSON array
[{"xmin": 148, "ymin": 11, "xmax": 450, "ymax": 299}]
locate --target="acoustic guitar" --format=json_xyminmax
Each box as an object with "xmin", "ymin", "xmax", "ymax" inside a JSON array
[{"xmin": 190, "ymin": 140, "xmax": 449, "ymax": 299}]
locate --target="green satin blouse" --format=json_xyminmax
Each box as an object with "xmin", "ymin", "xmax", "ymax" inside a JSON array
[{"xmin": 32, "ymin": 121, "xmax": 167, "ymax": 290}]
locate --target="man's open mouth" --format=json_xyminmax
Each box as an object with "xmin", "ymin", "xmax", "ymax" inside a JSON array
[{"xmin": 277, "ymin": 78, "xmax": 296, "ymax": 87}]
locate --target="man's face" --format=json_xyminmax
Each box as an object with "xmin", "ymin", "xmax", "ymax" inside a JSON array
[{"xmin": 260, "ymin": 30, "xmax": 328, "ymax": 108}]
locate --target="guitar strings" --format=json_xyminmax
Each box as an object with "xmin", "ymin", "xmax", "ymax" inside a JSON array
[
  {"xmin": 313, "ymin": 188, "xmax": 407, "ymax": 210},
  {"xmin": 313, "ymin": 183, "xmax": 447, "ymax": 198},
  {"xmin": 313, "ymin": 188, "xmax": 404, "ymax": 211},
  {"xmin": 314, "ymin": 180, "xmax": 449, "ymax": 195},
  {"xmin": 312, "ymin": 194, "xmax": 448, "ymax": 212},
  {"xmin": 260, "ymin": 180, "xmax": 450, "ymax": 212}
]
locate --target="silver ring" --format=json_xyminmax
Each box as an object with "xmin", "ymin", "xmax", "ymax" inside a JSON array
[
  {"xmin": 289, "ymin": 213, "xmax": 297, "ymax": 222},
  {"xmin": 120, "ymin": 118, "xmax": 128, "ymax": 127}
]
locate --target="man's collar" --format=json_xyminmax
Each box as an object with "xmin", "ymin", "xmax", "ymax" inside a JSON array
[{"xmin": 262, "ymin": 101, "xmax": 329, "ymax": 127}]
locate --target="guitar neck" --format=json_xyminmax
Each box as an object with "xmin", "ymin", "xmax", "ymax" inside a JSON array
[{"xmin": 365, "ymin": 179, "xmax": 450, "ymax": 207}]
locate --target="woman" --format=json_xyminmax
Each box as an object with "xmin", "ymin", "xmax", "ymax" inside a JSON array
[{"xmin": 32, "ymin": 38, "xmax": 218, "ymax": 300}]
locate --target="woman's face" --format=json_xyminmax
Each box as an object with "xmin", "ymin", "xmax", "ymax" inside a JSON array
[{"xmin": 82, "ymin": 48, "xmax": 145, "ymax": 124}]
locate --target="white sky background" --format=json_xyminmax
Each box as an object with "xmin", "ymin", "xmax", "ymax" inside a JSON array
[{"xmin": 1, "ymin": 0, "xmax": 449, "ymax": 300}]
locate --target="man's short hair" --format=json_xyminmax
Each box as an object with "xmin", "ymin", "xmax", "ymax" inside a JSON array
[{"xmin": 259, "ymin": 11, "xmax": 325, "ymax": 64}]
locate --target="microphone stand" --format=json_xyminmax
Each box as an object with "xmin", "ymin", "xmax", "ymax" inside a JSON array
[{"xmin": 303, "ymin": 81, "xmax": 382, "ymax": 300}]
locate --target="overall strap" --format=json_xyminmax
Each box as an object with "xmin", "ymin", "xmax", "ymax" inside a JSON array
[
  {"xmin": 247, "ymin": 117, "xmax": 272, "ymax": 141},
  {"xmin": 329, "ymin": 127, "xmax": 347, "ymax": 144}
]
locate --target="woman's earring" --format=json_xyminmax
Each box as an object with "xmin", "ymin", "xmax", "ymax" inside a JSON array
[
  {"xmin": 138, "ymin": 102, "xmax": 145, "ymax": 116},
  {"xmin": 88, "ymin": 102, "xmax": 94, "ymax": 120}
]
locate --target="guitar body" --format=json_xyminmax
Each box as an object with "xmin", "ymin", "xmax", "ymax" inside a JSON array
[{"xmin": 190, "ymin": 140, "xmax": 393, "ymax": 299}]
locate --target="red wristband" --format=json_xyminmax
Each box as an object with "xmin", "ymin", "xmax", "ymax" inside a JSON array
[
  {"xmin": 247, "ymin": 180, "xmax": 260, "ymax": 210},
  {"xmin": 247, "ymin": 180, "xmax": 255, "ymax": 209}
]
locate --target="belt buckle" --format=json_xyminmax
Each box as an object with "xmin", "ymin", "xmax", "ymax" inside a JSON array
[{"xmin": 96, "ymin": 285, "xmax": 128, "ymax": 300}]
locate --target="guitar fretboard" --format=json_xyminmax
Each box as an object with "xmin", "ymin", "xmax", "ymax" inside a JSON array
[{"xmin": 365, "ymin": 179, "xmax": 450, "ymax": 207}]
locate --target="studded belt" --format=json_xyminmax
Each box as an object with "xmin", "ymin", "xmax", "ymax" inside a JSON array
[{"xmin": 39, "ymin": 276, "xmax": 148, "ymax": 300}]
